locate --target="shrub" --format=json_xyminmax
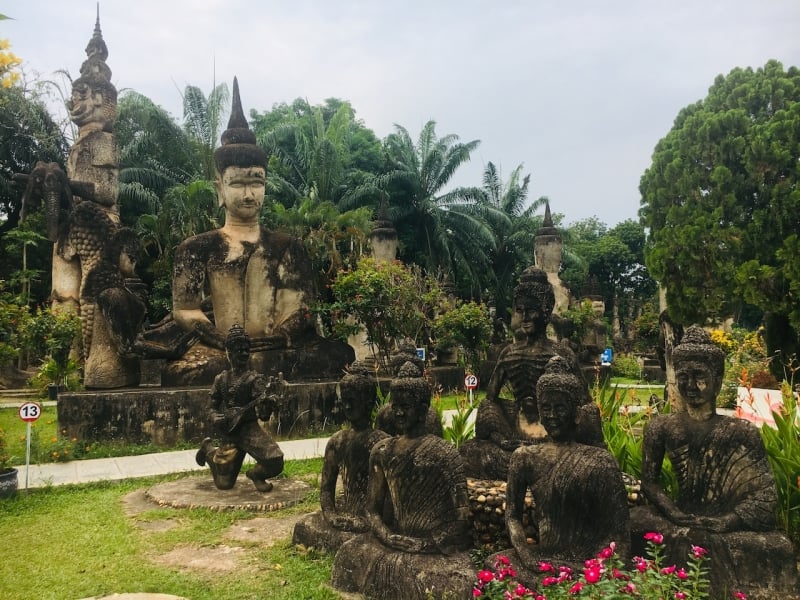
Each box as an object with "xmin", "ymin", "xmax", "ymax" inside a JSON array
[
  {"xmin": 433, "ymin": 301, "xmax": 492, "ymax": 374},
  {"xmin": 611, "ymin": 353, "xmax": 642, "ymax": 380}
]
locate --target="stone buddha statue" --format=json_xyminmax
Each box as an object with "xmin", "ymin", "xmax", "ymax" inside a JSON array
[
  {"xmin": 330, "ymin": 362, "xmax": 475, "ymax": 599},
  {"xmin": 630, "ymin": 326, "xmax": 799, "ymax": 599},
  {"xmin": 160, "ymin": 77, "xmax": 353, "ymax": 385},
  {"xmin": 292, "ymin": 361, "xmax": 388, "ymax": 552},
  {"xmin": 459, "ymin": 266, "xmax": 604, "ymax": 480},
  {"xmin": 503, "ymin": 355, "xmax": 630, "ymax": 582}
]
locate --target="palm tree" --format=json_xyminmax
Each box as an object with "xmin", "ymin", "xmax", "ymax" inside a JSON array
[
  {"xmin": 116, "ymin": 91, "xmax": 200, "ymax": 226},
  {"xmin": 363, "ymin": 120, "xmax": 492, "ymax": 295},
  {"xmin": 181, "ymin": 83, "xmax": 229, "ymax": 180},
  {"xmin": 477, "ymin": 162, "xmax": 545, "ymax": 320}
]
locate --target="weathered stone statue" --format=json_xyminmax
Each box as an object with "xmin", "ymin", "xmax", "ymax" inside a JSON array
[
  {"xmin": 195, "ymin": 324, "xmax": 285, "ymax": 492},
  {"xmin": 292, "ymin": 361, "xmax": 388, "ymax": 552},
  {"xmin": 459, "ymin": 266, "xmax": 604, "ymax": 479},
  {"xmin": 82, "ymin": 228, "xmax": 147, "ymax": 388},
  {"xmin": 331, "ymin": 362, "xmax": 474, "ymax": 599},
  {"xmin": 631, "ymin": 326, "xmax": 799, "ymax": 599},
  {"xmin": 374, "ymin": 341, "xmax": 443, "ymax": 436},
  {"xmin": 503, "ymin": 355, "xmax": 630, "ymax": 581},
  {"xmin": 163, "ymin": 77, "xmax": 353, "ymax": 385}
]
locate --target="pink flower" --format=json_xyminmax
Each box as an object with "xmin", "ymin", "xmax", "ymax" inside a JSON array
[
  {"xmin": 584, "ymin": 565, "xmax": 602, "ymax": 583},
  {"xmin": 611, "ymin": 567, "xmax": 629, "ymax": 580},
  {"xmin": 676, "ymin": 568, "xmax": 688, "ymax": 580},
  {"xmin": 569, "ymin": 581, "xmax": 583, "ymax": 594},
  {"xmin": 634, "ymin": 556, "xmax": 649, "ymax": 573},
  {"xmin": 597, "ymin": 542, "xmax": 616, "ymax": 559},
  {"xmin": 675, "ymin": 593, "xmax": 687, "ymax": 599},
  {"xmin": 472, "ymin": 588, "xmax": 483, "ymax": 597},
  {"xmin": 538, "ymin": 561, "xmax": 555, "ymax": 573},
  {"xmin": 733, "ymin": 593, "xmax": 748, "ymax": 600},
  {"xmin": 623, "ymin": 582, "xmax": 637, "ymax": 594},
  {"xmin": 691, "ymin": 545, "xmax": 707, "ymax": 559},
  {"xmin": 514, "ymin": 583, "xmax": 530, "ymax": 596},
  {"xmin": 477, "ymin": 570, "xmax": 495, "ymax": 584},
  {"xmin": 661, "ymin": 564, "xmax": 676, "ymax": 575},
  {"xmin": 542, "ymin": 576, "xmax": 559, "ymax": 587},
  {"xmin": 496, "ymin": 555, "xmax": 511, "ymax": 566},
  {"xmin": 644, "ymin": 531, "xmax": 664, "ymax": 545}
]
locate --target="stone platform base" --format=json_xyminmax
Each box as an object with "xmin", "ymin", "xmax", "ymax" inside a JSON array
[{"xmin": 145, "ymin": 475, "xmax": 310, "ymax": 512}]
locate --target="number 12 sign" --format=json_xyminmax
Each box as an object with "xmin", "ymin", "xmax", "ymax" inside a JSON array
[{"xmin": 19, "ymin": 401, "xmax": 42, "ymax": 423}]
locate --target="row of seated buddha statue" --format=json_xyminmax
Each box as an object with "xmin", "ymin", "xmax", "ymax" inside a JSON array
[{"xmin": 283, "ymin": 267, "xmax": 799, "ymax": 600}]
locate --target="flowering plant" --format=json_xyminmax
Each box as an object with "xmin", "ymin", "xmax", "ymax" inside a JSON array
[{"xmin": 472, "ymin": 534, "xmax": 747, "ymax": 599}]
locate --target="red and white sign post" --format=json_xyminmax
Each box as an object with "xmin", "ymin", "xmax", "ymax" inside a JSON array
[
  {"xmin": 464, "ymin": 374, "xmax": 478, "ymax": 404},
  {"xmin": 18, "ymin": 401, "xmax": 41, "ymax": 490}
]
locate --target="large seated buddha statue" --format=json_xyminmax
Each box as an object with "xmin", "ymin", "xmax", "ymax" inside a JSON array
[
  {"xmin": 630, "ymin": 326, "xmax": 799, "ymax": 599},
  {"xmin": 143, "ymin": 78, "xmax": 353, "ymax": 385}
]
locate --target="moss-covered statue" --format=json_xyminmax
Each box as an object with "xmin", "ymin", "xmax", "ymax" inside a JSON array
[
  {"xmin": 331, "ymin": 362, "xmax": 475, "ymax": 599},
  {"xmin": 153, "ymin": 77, "xmax": 353, "ymax": 385},
  {"xmin": 292, "ymin": 361, "xmax": 388, "ymax": 552},
  {"xmin": 195, "ymin": 323, "xmax": 285, "ymax": 492},
  {"xmin": 459, "ymin": 266, "xmax": 604, "ymax": 480},
  {"xmin": 630, "ymin": 326, "xmax": 799, "ymax": 599},
  {"xmin": 502, "ymin": 355, "xmax": 630, "ymax": 584}
]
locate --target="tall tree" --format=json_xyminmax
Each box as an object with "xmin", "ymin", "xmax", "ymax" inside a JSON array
[
  {"xmin": 640, "ymin": 60, "xmax": 800, "ymax": 373},
  {"xmin": 181, "ymin": 82, "xmax": 229, "ymax": 180},
  {"xmin": 477, "ymin": 161, "xmax": 544, "ymax": 321},
  {"xmin": 370, "ymin": 120, "xmax": 490, "ymax": 294}
]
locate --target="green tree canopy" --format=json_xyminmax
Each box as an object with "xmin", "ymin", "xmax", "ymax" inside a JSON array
[{"xmin": 639, "ymin": 60, "xmax": 800, "ymax": 370}]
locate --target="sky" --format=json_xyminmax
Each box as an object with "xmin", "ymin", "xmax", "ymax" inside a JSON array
[{"xmin": 5, "ymin": 1, "xmax": 800, "ymax": 227}]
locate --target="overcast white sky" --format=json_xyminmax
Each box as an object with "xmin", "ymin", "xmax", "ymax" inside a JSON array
[{"xmin": 6, "ymin": 1, "xmax": 800, "ymax": 227}]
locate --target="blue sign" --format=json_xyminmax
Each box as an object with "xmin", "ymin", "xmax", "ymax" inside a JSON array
[{"xmin": 600, "ymin": 347, "xmax": 613, "ymax": 365}]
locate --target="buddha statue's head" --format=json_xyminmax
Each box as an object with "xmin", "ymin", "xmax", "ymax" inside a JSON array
[
  {"xmin": 511, "ymin": 266, "xmax": 555, "ymax": 340},
  {"xmin": 672, "ymin": 326, "xmax": 725, "ymax": 412},
  {"xmin": 536, "ymin": 355, "xmax": 583, "ymax": 441},
  {"xmin": 389, "ymin": 361, "xmax": 431, "ymax": 435},
  {"xmin": 213, "ymin": 77, "xmax": 267, "ymax": 224},
  {"xmin": 339, "ymin": 361, "xmax": 377, "ymax": 425}
]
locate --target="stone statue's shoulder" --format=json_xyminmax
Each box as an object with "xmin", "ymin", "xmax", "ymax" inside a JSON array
[
  {"xmin": 260, "ymin": 227, "xmax": 303, "ymax": 256},
  {"xmin": 177, "ymin": 229, "xmax": 223, "ymax": 252}
]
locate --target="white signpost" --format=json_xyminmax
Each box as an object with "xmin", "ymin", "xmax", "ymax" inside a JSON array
[
  {"xmin": 464, "ymin": 373, "xmax": 478, "ymax": 404},
  {"xmin": 18, "ymin": 401, "xmax": 41, "ymax": 490}
]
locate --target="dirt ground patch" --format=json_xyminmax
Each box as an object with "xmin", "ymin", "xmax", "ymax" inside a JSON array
[{"xmin": 158, "ymin": 544, "xmax": 247, "ymax": 573}]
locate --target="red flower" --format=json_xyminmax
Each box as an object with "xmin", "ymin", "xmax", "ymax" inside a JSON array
[
  {"xmin": 633, "ymin": 556, "xmax": 649, "ymax": 573},
  {"xmin": 675, "ymin": 593, "xmax": 687, "ymax": 599},
  {"xmin": 643, "ymin": 531, "xmax": 664, "ymax": 544},
  {"xmin": 676, "ymin": 568, "xmax": 688, "ymax": 580},
  {"xmin": 542, "ymin": 576, "xmax": 559, "ymax": 587},
  {"xmin": 597, "ymin": 542, "xmax": 616, "ymax": 559},
  {"xmin": 538, "ymin": 561, "xmax": 555, "ymax": 573},
  {"xmin": 514, "ymin": 583, "xmax": 530, "ymax": 596},
  {"xmin": 496, "ymin": 555, "xmax": 511, "ymax": 566},
  {"xmin": 733, "ymin": 593, "xmax": 748, "ymax": 600},
  {"xmin": 477, "ymin": 570, "xmax": 494, "ymax": 584},
  {"xmin": 691, "ymin": 545, "xmax": 707, "ymax": 559},
  {"xmin": 472, "ymin": 588, "xmax": 482, "ymax": 597},
  {"xmin": 569, "ymin": 581, "xmax": 583, "ymax": 594},
  {"xmin": 661, "ymin": 564, "xmax": 676, "ymax": 575},
  {"xmin": 584, "ymin": 565, "xmax": 602, "ymax": 584}
]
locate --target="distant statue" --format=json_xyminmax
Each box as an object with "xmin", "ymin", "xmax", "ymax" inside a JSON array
[
  {"xmin": 82, "ymin": 227, "xmax": 147, "ymax": 387},
  {"xmin": 375, "ymin": 340, "xmax": 443, "ymax": 436},
  {"xmin": 331, "ymin": 362, "xmax": 475, "ymax": 599},
  {"xmin": 292, "ymin": 362, "xmax": 388, "ymax": 552},
  {"xmin": 503, "ymin": 356, "xmax": 629, "ymax": 581},
  {"xmin": 631, "ymin": 326, "xmax": 799, "ymax": 598},
  {"xmin": 162, "ymin": 77, "xmax": 353, "ymax": 385},
  {"xmin": 195, "ymin": 324, "xmax": 285, "ymax": 492},
  {"xmin": 459, "ymin": 266, "xmax": 604, "ymax": 480}
]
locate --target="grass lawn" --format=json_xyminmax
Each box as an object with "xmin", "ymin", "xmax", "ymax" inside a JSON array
[{"xmin": 0, "ymin": 459, "xmax": 339, "ymax": 600}]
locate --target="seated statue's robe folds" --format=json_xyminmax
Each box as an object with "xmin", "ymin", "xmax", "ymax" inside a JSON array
[
  {"xmin": 166, "ymin": 228, "xmax": 352, "ymax": 384},
  {"xmin": 499, "ymin": 441, "xmax": 630, "ymax": 586},
  {"xmin": 331, "ymin": 435, "xmax": 475, "ymax": 600},
  {"xmin": 631, "ymin": 413, "xmax": 799, "ymax": 599},
  {"xmin": 292, "ymin": 427, "xmax": 388, "ymax": 553}
]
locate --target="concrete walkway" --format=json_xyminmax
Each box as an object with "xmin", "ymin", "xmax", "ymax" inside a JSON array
[{"xmin": 16, "ymin": 436, "xmax": 330, "ymax": 489}]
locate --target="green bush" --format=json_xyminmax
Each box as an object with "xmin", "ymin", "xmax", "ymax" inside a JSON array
[
  {"xmin": 611, "ymin": 353, "xmax": 642, "ymax": 380},
  {"xmin": 433, "ymin": 300, "xmax": 492, "ymax": 374}
]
